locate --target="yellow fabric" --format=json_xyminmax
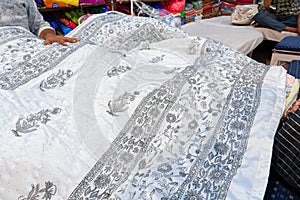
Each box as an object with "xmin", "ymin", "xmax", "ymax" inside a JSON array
[{"xmin": 57, "ymin": 0, "xmax": 79, "ymax": 6}]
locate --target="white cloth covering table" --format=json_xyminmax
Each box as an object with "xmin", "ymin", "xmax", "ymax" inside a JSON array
[
  {"xmin": 182, "ymin": 17, "xmax": 263, "ymax": 55},
  {"xmin": 182, "ymin": 16, "xmax": 297, "ymax": 55}
]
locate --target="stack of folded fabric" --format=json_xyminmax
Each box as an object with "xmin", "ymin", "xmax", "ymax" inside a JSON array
[
  {"xmin": 37, "ymin": 0, "xmax": 110, "ymax": 35},
  {"xmin": 43, "ymin": 13, "xmax": 73, "ymax": 35},
  {"xmin": 220, "ymin": 1, "xmax": 236, "ymax": 15},
  {"xmin": 212, "ymin": 1, "xmax": 220, "ymax": 17},
  {"xmin": 190, "ymin": 0, "xmax": 203, "ymax": 19},
  {"xmin": 183, "ymin": 3, "xmax": 196, "ymax": 24},
  {"xmin": 201, "ymin": 0, "xmax": 219, "ymax": 18},
  {"xmin": 54, "ymin": 12, "xmax": 78, "ymax": 35},
  {"xmin": 202, "ymin": 4, "xmax": 212, "ymax": 18}
]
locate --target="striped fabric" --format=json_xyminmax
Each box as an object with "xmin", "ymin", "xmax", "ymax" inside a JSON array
[
  {"xmin": 271, "ymin": 109, "xmax": 300, "ymax": 194},
  {"xmin": 287, "ymin": 60, "xmax": 300, "ymax": 79}
]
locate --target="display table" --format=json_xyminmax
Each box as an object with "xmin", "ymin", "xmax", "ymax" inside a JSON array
[
  {"xmin": 182, "ymin": 16, "xmax": 297, "ymax": 55},
  {"xmin": 254, "ymin": 27, "xmax": 298, "ymax": 42},
  {"xmin": 182, "ymin": 17, "xmax": 263, "ymax": 55}
]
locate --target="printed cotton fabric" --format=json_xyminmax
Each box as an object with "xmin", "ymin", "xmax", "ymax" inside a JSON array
[{"xmin": 0, "ymin": 12, "xmax": 286, "ymax": 200}]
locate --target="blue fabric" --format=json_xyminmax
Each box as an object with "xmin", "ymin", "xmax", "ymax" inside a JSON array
[
  {"xmin": 275, "ymin": 36, "xmax": 300, "ymax": 51},
  {"xmin": 253, "ymin": 11, "xmax": 297, "ymax": 32},
  {"xmin": 264, "ymin": 173, "xmax": 300, "ymax": 200},
  {"xmin": 287, "ymin": 60, "xmax": 300, "ymax": 78},
  {"xmin": 268, "ymin": 181, "xmax": 300, "ymax": 200}
]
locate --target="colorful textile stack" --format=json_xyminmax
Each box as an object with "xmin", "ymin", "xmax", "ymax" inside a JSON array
[
  {"xmin": 55, "ymin": 12, "xmax": 78, "ymax": 34},
  {"xmin": 202, "ymin": 4, "xmax": 212, "ymax": 18},
  {"xmin": 201, "ymin": 0, "xmax": 219, "ymax": 18},
  {"xmin": 212, "ymin": 1, "xmax": 220, "ymax": 16},
  {"xmin": 36, "ymin": 1, "xmax": 109, "ymax": 35},
  {"xmin": 220, "ymin": 1, "xmax": 236, "ymax": 15},
  {"xmin": 183, "ymin": 3, "xmax": 196, "ymax": 23},
  {"xmin": 190, "ymin": 0, "xmax": 203, "ymax": 19}
]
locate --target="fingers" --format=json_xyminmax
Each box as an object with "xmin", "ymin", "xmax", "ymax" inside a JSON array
[
  {"xmin": 44, "ymin": 39, "xmax": 51, "ymax": 45},
  {"xmin": 44, "ymin": 38, "xmax": 65, "ymax": 46},
  {"xmin": 67, "ymin": 37, "xmax": 80, "ymax": 43},
  {"xmin": 62, "ymin": 37, "xmax": 80, "ymax": 44},
  {"xmin": 58, "ymin": 38, "xmax": 68, "ymax": 46},
  {"xmin": 43, "ymin": 36, "xmax": 79, "ymax": 46}
]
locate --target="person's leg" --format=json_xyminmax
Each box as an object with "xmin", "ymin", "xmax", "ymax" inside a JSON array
[
  {"xmin": 279, "ymin": 15, "xmax": 298, "ymax": 33},
  {"xmin": 253, "ymin": 11, "xmax": 286, "ymax": 32},
  {"xmin": 279, "ymin": 15, "xmax": 297, "ymax": 27}
]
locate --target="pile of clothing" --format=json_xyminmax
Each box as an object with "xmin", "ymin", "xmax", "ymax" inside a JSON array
[
  {"xmin": 35, "ymin": 0, "xmax": 109, "ymax": 35},
  {"xmin": 183, "ymin": 3, "xmax": 196, "ymax": 23},
  {"xmin": 201, "ymin": 0, "xmax": 219, "ymax": 18},
  {"xmin": 190, "ymin": 0, "xmax": 203, "ymax": 21}
]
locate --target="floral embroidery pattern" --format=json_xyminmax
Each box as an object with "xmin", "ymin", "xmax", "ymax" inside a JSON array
[
  {"xmin": 164, "ymin": 67, "xmax": 182, "ymax": 74},
  {"xmin": 0, "ymin": 27, "xmax": 88, "ymax": 90},
  {"xmin": 12, "ymin": 108, "xmax": 61, "ymax": 137},
  {"xmin": 114, "ymin": 23, "xmax": 165, "ymax": 52},
  {"xmin": 40, "ymin": 70, "xmax": 73, "ymax": 91},
  {"xmin": 69, "ymin": 37, "xmax": 268, "ymax": 200},
  {"xmin": 18, "ymin": 181, "xmax": 57, "ymax": 200},
  {"xmin": 0, "ymin": 27, "xmax": 35, "ymax": 46},
  {"xmin": 0, "ymin": 13, "xmax": 186, "ymax": 90},
  {"xmin": 107, "ymin": 65, "xmax": 131, "ymax": 77},
  {"xmin": 107, "ymin": 91, "xmax": 140, "ymax": 116},
  {"xmin": 68, "ymin": 13, "xmax": 187, "ymax": 48},
  {"xmin": 149, "ymin": 55, "xmax": 165, "ymax": 63}
]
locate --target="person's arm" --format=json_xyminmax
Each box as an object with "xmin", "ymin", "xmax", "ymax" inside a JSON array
[
  {"xmin": 298, "ymin": 14, "xmax": 300, "ymax": 34},
  {"xmin": 263, "ymin": 0, "xmax": 272, "ymax": 7},
  {"xmin": 26, "ymin": 0, "xmax": 79, "ymax": 45}
]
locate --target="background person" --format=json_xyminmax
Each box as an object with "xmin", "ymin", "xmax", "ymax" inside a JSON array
[
  {"xmin": 0, "ymin": 0, "xmax": 79, "ymax": 45},
  {"xmin": 253, "ymin": 0, "xmax": 300, "ymax": 34}
]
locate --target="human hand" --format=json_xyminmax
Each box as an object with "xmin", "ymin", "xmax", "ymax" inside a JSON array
[
  {"xmin": 40, "ymin": 29, "xmax": 80, "ymax": 46},
  {"xmin": 44, "ymin": 34, "xmax": 80, "ymax": 46}
]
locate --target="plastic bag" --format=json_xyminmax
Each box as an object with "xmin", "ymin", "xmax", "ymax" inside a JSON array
[
  {"xmin": 166, "ymin": 0, "xmax": 185, "ymax": 14},
  {"xmin": 133, "ymin": 0, "xmax": 181, "ymax": 28},
  {"xmin": 231, "ymin": 4, "xmax": 258, "ymax": 25}
]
